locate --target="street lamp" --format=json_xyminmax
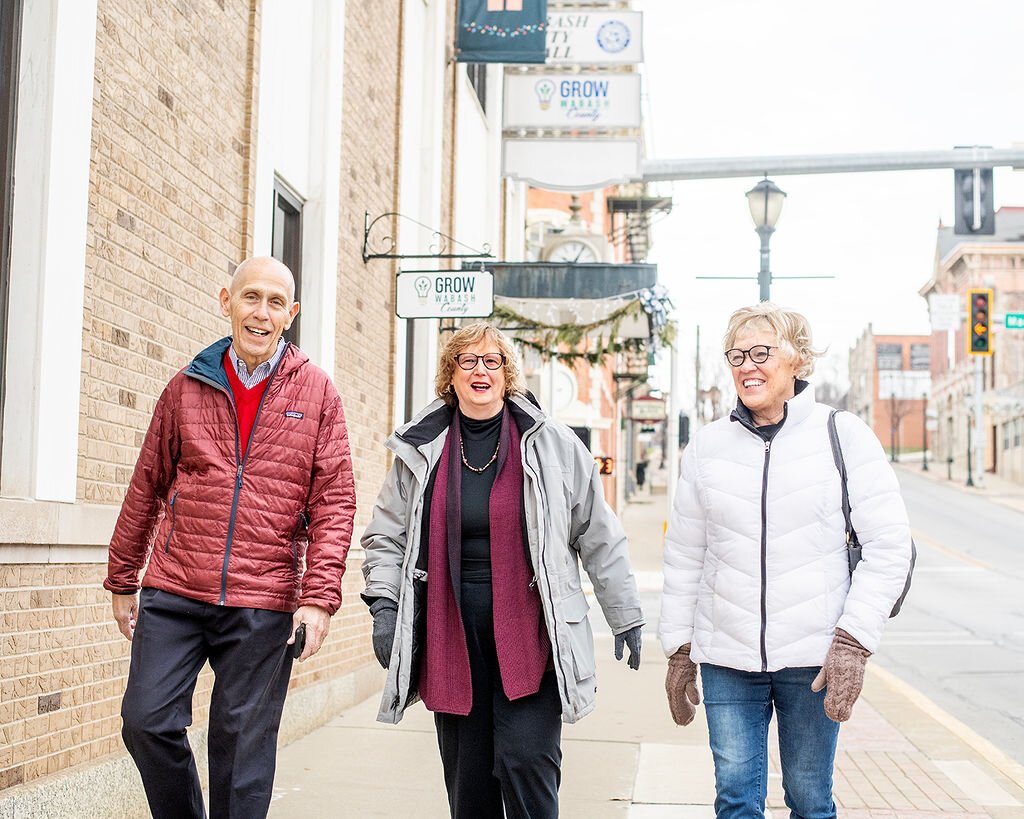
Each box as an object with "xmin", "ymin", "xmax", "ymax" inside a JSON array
[{"xmin": 746, "ymin": 177, "xmax": 787, "ymax": 302}]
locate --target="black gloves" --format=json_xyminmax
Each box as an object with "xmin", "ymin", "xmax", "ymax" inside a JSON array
[
  {"xmin": 369, "ymin": 597, "xmax": 398, "ymax": 669},
  {"xmin": 614, "ymin": 625, "xmax": 642, "ymax": 670}
]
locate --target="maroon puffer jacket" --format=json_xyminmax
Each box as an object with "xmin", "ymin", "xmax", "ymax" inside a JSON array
[{"xmin": 105, "ymin": 337, "xmax": 356, "ymax": 614}]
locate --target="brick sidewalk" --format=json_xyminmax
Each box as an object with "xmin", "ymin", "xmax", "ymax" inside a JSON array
[{"xmin": 269, "ymin": 494, "xmax": 1024, "ymax": 817}]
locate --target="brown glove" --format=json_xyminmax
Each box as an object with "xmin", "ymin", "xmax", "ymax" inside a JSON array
[
  {"xmin": 810, "ymin": 628, "xmax": 871, "ymax": 722},
  {"xmin": 665, "ymin": 644, "xmax": 700, "ymax": 726}
]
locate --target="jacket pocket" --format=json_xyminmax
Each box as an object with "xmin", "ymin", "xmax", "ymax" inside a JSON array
[
  {"xmin": 162, "ymin": 492, "xmax": 179, "ymax": 553},
  {"xmin": 290, "ymin": 511, "xmax": 310, "ymax": 573},
  {"xmin": 563, "ymin": 589, "xmax": 595, "ymax": 681}
]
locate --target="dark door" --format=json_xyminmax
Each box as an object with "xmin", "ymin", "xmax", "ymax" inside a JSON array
[
  {"xmin": 271, "ymin": 178, "xmax": 303, "ymax": 344},
  {"xmin": 0, "ymin": 0, "xmax": 23, "ymax": 470}
]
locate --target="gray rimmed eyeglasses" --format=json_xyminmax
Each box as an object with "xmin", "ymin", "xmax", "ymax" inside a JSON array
[
  {"xmin": 455, "ymin": 353, "xmax": 506, "ymax": 371},
  {"xmin": 724, "ymin": 345, "xmax": 775, "ymax": 367}
]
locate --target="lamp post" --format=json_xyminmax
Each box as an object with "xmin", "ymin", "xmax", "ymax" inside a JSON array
[{"xmin": 746, "ymin": 177, "xmax": 787, "ymax": 302}]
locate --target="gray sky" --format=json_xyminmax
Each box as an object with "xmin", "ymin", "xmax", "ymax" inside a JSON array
[{"xmin": 634, "ymin": 0, "xmax": 1024, "ymax": 404}]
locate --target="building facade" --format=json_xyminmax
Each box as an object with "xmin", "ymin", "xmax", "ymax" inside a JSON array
[
  {"xmin": 847, "ymin": 327, "xmax": 931, "ymax": 457},
  {"xmin": 918, "ymin": 208, "xmax": 1024, "ymax": 483},
  {"xmin": 0, "ymin": 0, "xmax": 516, "ymax": 811}
]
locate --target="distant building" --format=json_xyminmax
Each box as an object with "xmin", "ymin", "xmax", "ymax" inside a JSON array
[
  {"xmin": 848, "ymin": 328, "xmax": 931, "ymax": 456},
  {"xmin": 918, "ymin": 207, "xmax": 1024, "ymax": 483}
]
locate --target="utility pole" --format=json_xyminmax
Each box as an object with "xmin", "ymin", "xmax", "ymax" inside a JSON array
[
  {"xmin": 890, "ymin": 391, "xmax": 898, "ymax": 462},
  {"xmin": 973, "ymin": 356, "xmax": 985, "ymax": 487},
  {"xmin": 966, "ymin": 414, "xmax": 974, "ymax": 487},
  {"xmin": 694, "ymin": 326, "xmax": 701, "ymax": 424},
  {"xmin": 921, "ymin": 392, "xmax": 929, "ymax": 471}
]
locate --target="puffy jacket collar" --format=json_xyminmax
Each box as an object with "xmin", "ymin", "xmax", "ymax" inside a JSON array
[
  {"xmin": 730, "ymin": 378, "xmax": 814, "ymax": 431},
  {"xmin": 185, "ymin": 336, "xmax": 305, "ymax": 390}
]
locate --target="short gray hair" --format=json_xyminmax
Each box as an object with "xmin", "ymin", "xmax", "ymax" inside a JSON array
[{"xmin": 723, "ymin": 303, "xmax": 825, "ymax": 379}]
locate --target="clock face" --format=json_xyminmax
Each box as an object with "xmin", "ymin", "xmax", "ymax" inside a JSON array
[{"xmin": 547, "ymin": 239, "xmax": 598, "ymax": 263}]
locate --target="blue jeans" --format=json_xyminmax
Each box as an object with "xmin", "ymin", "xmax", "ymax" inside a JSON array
[{"xmin": 700, "ymin": 664, "xmax": 840, "ymax": 819}]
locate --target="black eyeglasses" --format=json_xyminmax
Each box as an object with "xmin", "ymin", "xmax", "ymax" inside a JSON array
[
  {"xmin": 455, "ymin": 353, "xmax": 506, "ymax": 371},
  {"xmin": 724, "ymin": 345, "xmax": 775, "ymax": 367}
]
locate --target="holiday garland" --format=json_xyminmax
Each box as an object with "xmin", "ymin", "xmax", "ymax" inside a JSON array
[{"xmin": 489, "ymin": 295, "xmax": 676, "ymax": 366}]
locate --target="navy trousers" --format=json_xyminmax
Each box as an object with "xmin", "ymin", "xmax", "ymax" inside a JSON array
[
  {"xmin": 434, "ymin": 580, "xmax": 562, "ymax": 819},
  {"xmin": 121, "ymin": 589, "xmax": 294, "ymax": 819}
]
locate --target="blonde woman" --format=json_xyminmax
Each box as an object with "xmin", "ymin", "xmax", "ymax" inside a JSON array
[
  {"xmin": 660, "ymin": 303, "xmax": 912, "ymax": 819},
  {"xmin": 362, "ymin": 323, "xmax": 644, "ymax": 818}
]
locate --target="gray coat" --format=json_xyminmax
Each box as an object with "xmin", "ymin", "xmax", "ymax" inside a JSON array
[{"xmin": 361, "ymin": 394, "xmax": 644, "ymax": 724}]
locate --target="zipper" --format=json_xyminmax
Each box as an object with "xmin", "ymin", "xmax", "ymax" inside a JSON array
[
  {"xmin": 162, "ymin": 491, "xmax": 179, "ymax": 552},
  {"xmin": 391, "ymin": 440, "xmax": 431, "ymax": 714},
  {"xmin": 187, "ymin": 352, "xmax": 285, "ymax": 605},
  {"xmin": 520, "ymin": 421, "xmax": 574, "ymax": 713},
  {"xmin": 759, "ymin": 438, "xmax": 771, "ymax": 672}
]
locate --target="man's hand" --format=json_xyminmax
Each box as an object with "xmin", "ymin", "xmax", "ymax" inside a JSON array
[
  {"xmin": 665, "ymin": 644, "xmax": 700, "ymax": 726},
  {"xmin": 613, "ymin": 625, "xmax": 642, "ymax": 670},
  {"xmin": 112, "ymin": 592, "xmax": 140, "ymax": 641},
  {"xmin": 811, "ymin": 628, "xmax": 871, "ymax": 722},
  {"xmin": 289, "ymin": 605, "xmax": 331, "ymax": 662}
]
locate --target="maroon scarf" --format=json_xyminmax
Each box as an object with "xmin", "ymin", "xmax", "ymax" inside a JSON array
[{"xmin": 419, "ymin": 407, "xmax": 551, "ymax": 715}]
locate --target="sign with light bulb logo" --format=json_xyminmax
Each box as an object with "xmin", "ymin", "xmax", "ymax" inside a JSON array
[
  {"xmin": 395, "ymin": 269, "xmax": 495, "ymax": 319},
  {"xmin": 503, "ymin": 72, "xmax": 641, "ymax": 129}
]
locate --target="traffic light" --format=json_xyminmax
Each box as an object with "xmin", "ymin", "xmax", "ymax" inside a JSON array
[
  {"xmin": 954, "ymin": 168, "xmax": 995, "ymax": 235},
  {"xmin": 967, "ymin": 288, "xmax": 993, "ymax": 355},
  {"xmin": 594, "ymin": 456, "xmax": 614, "ymax": 475}
]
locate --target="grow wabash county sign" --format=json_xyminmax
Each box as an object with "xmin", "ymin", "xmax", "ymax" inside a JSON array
[
  {"xmin": 503, "ymin": 72, "xmax": 641, "ymax": 129},
  {"xmin": 395, "ymin": 270, "xmax": 495, "ymax": 319}
]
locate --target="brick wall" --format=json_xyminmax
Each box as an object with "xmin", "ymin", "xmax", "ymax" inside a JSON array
[
  {"xmin": 335, "ymin": 0, "xmax": 403, "ymax": 518},
  {"xmin": 81, "ymin": 0, "xmax": 258, "ymax": 505},
  {"xmin": 1, "ymin": 0, "xmax": 402, "ymax": 796}
]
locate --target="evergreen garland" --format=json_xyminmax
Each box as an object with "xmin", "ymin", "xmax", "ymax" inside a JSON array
[{"xmin": 489, "ymin": 300, "xmax": 676, "ymax": 366}]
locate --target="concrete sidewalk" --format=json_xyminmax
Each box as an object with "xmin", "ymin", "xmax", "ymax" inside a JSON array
[{"xmin": 269, "ymin": 491, "xmax": 1024, "ymax": 818}]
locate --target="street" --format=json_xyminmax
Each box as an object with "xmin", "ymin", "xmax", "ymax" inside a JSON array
[{"xmin": 876, "ymin": 466, "xmax": 1024, "ymax": 765}]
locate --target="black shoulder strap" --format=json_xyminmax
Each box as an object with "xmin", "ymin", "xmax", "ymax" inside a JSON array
[{"xmin": 828, "ymin": 409, "xmax": 854, "ymax": 544}]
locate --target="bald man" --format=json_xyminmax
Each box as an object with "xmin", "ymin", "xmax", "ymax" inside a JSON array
[{"xmin": 105, "ymin": 257, "xmax": 356, "ymax": 819}]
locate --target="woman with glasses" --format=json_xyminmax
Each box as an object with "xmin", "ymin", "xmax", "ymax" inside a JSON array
[
  {"xmin": 659, "ymin": 303, "xmax": 913, "ymax": 819},
  {"xmin": 361, "ymin": 322, "xmax": 644, "ymax": 818}
]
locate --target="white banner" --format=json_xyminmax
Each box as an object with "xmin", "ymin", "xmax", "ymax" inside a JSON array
[
  {"xmin": 546, "ymin": 10, "xmax": 643, "ymax": 65},
  {"xmin": 877, "ymin": 370, "xmax": 931, "ymax": 401},
  {"xmin": 928, "ymin": 293, "xmax": 961, "ymax": 331},
  {"xmin": 396, "ymin": 270, "xmax": 494, "ymax": 319},
  {"xmin": 502, "ymin": 138, "xmax": 641, "ymax": 191},
  {"xmin": 503, "ymin": 72, "xmax": 641, "ymax": 129}
]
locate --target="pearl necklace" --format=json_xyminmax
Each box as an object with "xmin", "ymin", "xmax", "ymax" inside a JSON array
[{"xmin": 460, "ymin": 438, "xmax": 500, "ymax": 473}]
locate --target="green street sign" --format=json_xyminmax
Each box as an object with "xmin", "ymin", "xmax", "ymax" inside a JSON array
[{"xmin": 1007, "ymin": 312, "xmax": 1024, "ymax": 330}]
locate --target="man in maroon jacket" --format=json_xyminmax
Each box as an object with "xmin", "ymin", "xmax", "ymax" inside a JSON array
[{"xmin": 105, "ymin": 256, "xmax": 356, "ymax": 819}]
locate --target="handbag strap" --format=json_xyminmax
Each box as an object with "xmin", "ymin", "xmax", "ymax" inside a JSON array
[{"xmin": 827, "ymin": 409, "xmax": 854, "ymax": 545}]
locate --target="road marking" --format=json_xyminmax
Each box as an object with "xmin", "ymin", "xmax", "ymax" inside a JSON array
[
  {"xmin": 933, "ymin": 760, "xmax": 1022, "ymax": 806},
  {"xmin": 912, "ymin": 528, "xmax": 992, "ymax": 570},
  {"xmin": 867, "ymin": 664, "xmax": 1024, "ymax": 788}
]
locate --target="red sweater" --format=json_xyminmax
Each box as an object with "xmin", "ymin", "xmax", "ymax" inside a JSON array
[{"xmin": 223, "ymin": 350, "xmax": 270, "ymax": 457}]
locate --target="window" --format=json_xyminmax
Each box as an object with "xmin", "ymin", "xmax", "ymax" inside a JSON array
[
  {"xmin": 467, "ymin": 62, "xmax": 487, "ymax": 113},
  {"xmin": 0, "ymin": 0, "xmax": 23, "ymax": 468},
  {"xmin": 271, "ymin": 178, "xmax": 303, "ymax": 344}
]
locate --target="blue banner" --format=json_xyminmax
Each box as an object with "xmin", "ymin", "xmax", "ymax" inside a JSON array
[{"xmin": 456, "ymin": 0, "xmax": 547, "ymax": 64}]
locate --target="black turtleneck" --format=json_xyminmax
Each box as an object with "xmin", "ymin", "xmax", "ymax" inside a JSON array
[{"xmin": 459, "ymin": 408, "xmax": 503, "ymax": 583}]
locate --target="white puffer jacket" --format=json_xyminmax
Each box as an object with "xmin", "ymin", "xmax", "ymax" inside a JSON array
[{"xmin": 659, "ymin": 382, "xmax": 912, "ymax": 672}]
